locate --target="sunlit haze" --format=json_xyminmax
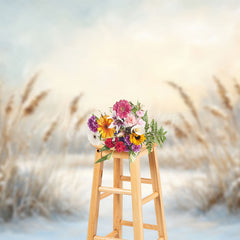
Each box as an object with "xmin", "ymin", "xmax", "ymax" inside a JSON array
[{"xmin": 1, "ymin": 0, "xmax": 240, "ymax": 113}]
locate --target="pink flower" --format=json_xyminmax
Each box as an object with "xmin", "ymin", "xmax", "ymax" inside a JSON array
[
  {"xmin": 137, "ymin": 118, "xmax": 146, "ymax": 127},
  {"xmin": 113, "ymin": 100, "xmax": 132, "ymax": 119},
  {"xmin": 136, "ymin": 110, "xmax": 145, "ymax": 117},
  {"xmin": 125, "ymin": 113, "xmax": 137, "ymax": 127}
]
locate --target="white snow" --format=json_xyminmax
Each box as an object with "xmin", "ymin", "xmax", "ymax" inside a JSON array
[{"xmin": 0, "ymin": 159, "xmax": 239, "ymax": 240}]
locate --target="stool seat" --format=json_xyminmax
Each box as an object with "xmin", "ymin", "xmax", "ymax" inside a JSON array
[
  {"xmin": 92, "ymin": 143, "xmax": 156, "ymax": 159},
  {"xmin": 87, "ymin": 145, "xmax": 168, "ymax": 240}
]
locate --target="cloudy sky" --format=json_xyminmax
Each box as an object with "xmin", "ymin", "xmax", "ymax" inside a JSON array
[{"xmin": 1, "ymin": 0, "xmax": 240, "ymax": 113}]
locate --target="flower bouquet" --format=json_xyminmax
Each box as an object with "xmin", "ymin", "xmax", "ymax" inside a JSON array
[{"xmin": 87, "ymin": 100, "xmax": 167, "ymax": 163}]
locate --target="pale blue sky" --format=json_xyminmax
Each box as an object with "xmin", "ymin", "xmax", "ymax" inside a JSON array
[
  {"xmin": 0, "ymin": 0, "xmax": 117, "ymax": 82},
  {"xmin": 0, "ymin": 0, "xmax": 240, "ymax": 112},
  {"xmin": 0, "ymin": 0, "xmax": 151, "ymax": 83},
  {"xmin": 0, "ymin": 0, "xmax": 238, "ymax": 84}
]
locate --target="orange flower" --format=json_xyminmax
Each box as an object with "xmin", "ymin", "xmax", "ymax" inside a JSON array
[{"xmin": 97, "ymin": 115, "xmax": 115, "ymax": 139}]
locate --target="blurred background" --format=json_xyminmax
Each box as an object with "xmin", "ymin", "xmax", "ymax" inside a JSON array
[{"xmin": 0, "ymin": 0, "xmax": 240, "ymax": 239}]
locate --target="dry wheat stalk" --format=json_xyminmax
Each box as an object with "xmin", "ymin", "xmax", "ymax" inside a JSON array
[
  {"xmin": 178, "ymin": 113, "xmax": 193, "ymax": 131},
  {"xmin": 69, "ymin": 93, "xmax": 83, "ymax": 116},
  {"xmin": 0, "ymin": 166, "xmax": 5, "ymax": 193},
  {"xmin": 43, "ymin": 119, "xmax": 58, "ymax": 142},
  {"xmin": 0, "ymin": 82, "xmax": 2, "ymax": 112},
  {"xmin": 23, "ymin": 90, "xmax": 49, "ymax": 116},
  {"xmin": 0, "ymin": 80, "xmax": 90, "ymax": 219},
  {"xmin": 213, "ymin": 76, "xmax": 233, "ymax": 110},
  {"xmin": 61, "ymin": 93, "xmax": 84, "ymax": 155},
  {"xmin": 173, "ymin": 124, "xmax": 188, "ymax": 139},
  {"xmin": 11, "ymin": 73, "xmax": 39, "ymax": 126},
  {"xmin": 21, "ymin": 73, "xmax": 39, "ymax": 104},
  {"xmin": 233, "ymin": 78, "xmax": 240, "ymax": 96},
  {"xmin": 162, "ymin": 120, "xmax": 172, "ymax": 126},
  {"xmin": 195, "ymin": 132, "xmax": 209, "ymax": 150},
  {"xmin": 75, "ymin": 112, "xmax": 90, "ymax": 131},
  {"xmin": 166, "ymin": 81, "xmax": 201, "ymax": 127},
  {"xmin": 5, "ymin": 95, "xmax": 14, "ymax": 116},
  {"xmin": 204, "ymin": 105, "xmax": 228, "ymax": 120}
]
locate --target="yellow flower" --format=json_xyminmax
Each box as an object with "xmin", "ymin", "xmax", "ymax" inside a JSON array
[
  {"xmin": 129, "ymin": 132, "xmax": 146, "ymax": 145},
  {"xmin": 97, "ymin": 115, "xmax": 115, "ymax": 139}
]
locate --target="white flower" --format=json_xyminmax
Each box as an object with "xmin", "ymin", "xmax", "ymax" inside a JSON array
[
  {"xmin": 112, "ymin": 110, "xmax": 117, "ymax": 117},
  {"xmin": 116, "ymin": 131, "xmax": 125, "ymax": 137},
  {"xmin": 109, "ymin": 110, "xmax": 123, "ymax": 131},
  {"xmin": 87, "ymin": 130, "xmax": 102, "ymax": 146},
  {"xmin": 131, "ymin": 125, "xmax": 145, "ymax": 135},
  {"xmin": 108, "ymin": 122, "xmax": 115, "ymax": 128}
]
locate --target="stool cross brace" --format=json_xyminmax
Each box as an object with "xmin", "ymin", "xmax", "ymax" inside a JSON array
[{"xmin": 87, "ymin": 145, "xmax": 168, "ymax": 240}]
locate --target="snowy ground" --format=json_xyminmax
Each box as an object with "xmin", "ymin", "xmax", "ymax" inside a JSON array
[{"xmin": 0, "ymin": 159, "xmax": 239, "ymax": 240}]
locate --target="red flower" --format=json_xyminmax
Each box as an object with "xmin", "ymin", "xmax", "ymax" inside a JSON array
[
  {"xmin": 115, "ymin": 141, "xmax": 125, "ymax": 152},
  {"xmin": 105, "ymin": 138, "xmax": 115, "ymax": 148}
]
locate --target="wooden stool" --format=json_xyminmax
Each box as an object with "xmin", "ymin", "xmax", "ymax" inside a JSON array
[{"xmin": 87, "ymin": 145, "xmax": 168, "ymax": 240}]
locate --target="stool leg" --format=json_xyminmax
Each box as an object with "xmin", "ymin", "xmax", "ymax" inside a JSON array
[
  {"xmin": 130, "ymin": 157, "xmax": 144, "ymax": 240},
  {"xmin": 149, "ymin": 147, "xmax": 168, "ymax": 240},
  {"xmin": 113, "ymin": 158, "xmax": 123, "ymax": 238},
  {"xmin": 87, "ymin": 151, "xmax": 104, "ymax": 240}
]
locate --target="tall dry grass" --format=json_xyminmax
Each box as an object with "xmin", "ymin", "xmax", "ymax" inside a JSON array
[
  {"xmin": 164, "ymin": 77, "xmax": 240, "ymax": 212},
  {"xmin": 0, "ymin": 75, "xmax": 88, "ymax": 221}
]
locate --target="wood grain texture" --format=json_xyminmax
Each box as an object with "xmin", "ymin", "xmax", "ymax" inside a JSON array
[
  {"xmin": 92, "ymin": 143, "xmax": 157, "ymax": 159},
  {"xmin": 113, "ymin": 158, "xmax": 123, "ymax": 238},
  {"xmin": 149, "ymin": 147, "xmax": 168, "ymax": 240},
  {"xmin": 105, "ymin": 230, "xmax": 118, "ymax": 237},
  {"xmin": 100, "ymin": 192, "xmax": 112, "ymax": 200},
  {"xmin": 130, "ymin": 157, "xmax": 144, "ymax": 240},
  {"xmin": 142, "ymin": 192, "xmax": 159, "ymax": 205},
  {"xmin": 120, "ymin": 176, "xmax": 152, "ymax": 184},
  {"xmin": 94, "ymin": 236, "xmax": 126, "ymax": 240},
  {"xmin": 87, "ymin": 144, "xmax": 168, "ymax": 240},
  {"xmin": 121, "ymin": 220, "xmax": 159, "ymax": 231},
  {"xmin": 87, "ymin": 150, "xmax": 104, "ymax": 240},
  {"xmin": 99, "ymin": 186, "xmax": 131, "ymax": 195}
]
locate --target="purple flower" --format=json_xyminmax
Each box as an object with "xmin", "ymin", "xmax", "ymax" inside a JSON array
[
  {"xmin": 132, "ymin": 144, "xmax": 141, "ymax": 152},
  {"xmin": 125, "ymin": 135, "xmax": 131, "ymax": 146},
  {"xmin": 119, "ymin": 137, "xmax": 125, "ymax": 142},
  {"xmin": 87, "ymin": 115, "xmax": 99, "ymax": 132},
  {"xmin": 124, "ymin": 145, "xmax": 130, "ymax": 152}
]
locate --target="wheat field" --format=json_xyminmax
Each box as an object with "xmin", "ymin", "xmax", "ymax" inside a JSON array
[
  {"xmin": 0, "ymin": 74, "xmax": 89, "ymax": 221},
  {"xmin": 0, "ymin": 74, "xmax": 240, "ymax": 222},
  {"xmin": 160, "ymin": 77, "xmax": 240, "ymax": 212}
]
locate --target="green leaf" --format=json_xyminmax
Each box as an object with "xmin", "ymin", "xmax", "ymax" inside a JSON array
[
  {"xmin": 129, "ymin": 151, "xmax": 137, "ymax": 163},
  {"xmin": 131, "ymin": 105, "xmax": 138, "ymax": 114},
  {"xmin": 99, "ymin": 145, "xmax": 110, "ymax": 152},
  {"xmin": 129, "ymin": 101, "xmax": 134, "ymax": 107},
  {"xmin": 95, "ymin": 152, "xmax": 113, "ymax": 164},
  {"xmin": 150, "ymin": 119, "xmax": 155, "ymax": 133},
  {"xmin": 154, "ymin": 121, "xmax": 158, "ymax": 133},
  {"xmin": 137, "ymin": 100, "xmax": 141, "ymax": 110},
  {"xmin": 143, "ymin": 112, "xmax": 149, "ymax": 133},
  {"xmin": 142, "ymin": 111, "xmax": 148, "ymax": 122}
]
